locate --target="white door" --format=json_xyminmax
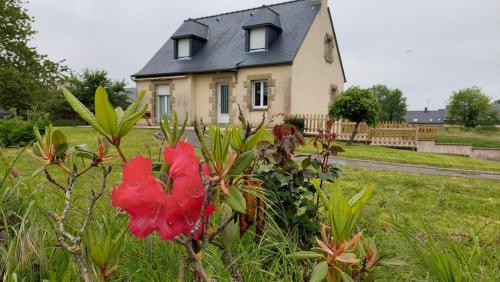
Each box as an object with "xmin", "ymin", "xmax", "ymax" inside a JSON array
[
  {"xmin": 217, "ymin": 84, "xmax": 230, "ymax": 124},
  {"xmin": 156, "ymin": 85, "xmax": 170, "ymax": 122}
]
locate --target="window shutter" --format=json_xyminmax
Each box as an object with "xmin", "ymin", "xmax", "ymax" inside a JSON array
[
  {"xmin": 177, "ymin": 38, "xmax": 190, "ymax": 58},
  {"xmin": 249, "ymin": 27, "xmax": 266, "ymax": 51}
]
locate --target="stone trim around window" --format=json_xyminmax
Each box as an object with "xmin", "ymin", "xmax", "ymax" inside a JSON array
[
  {"xmin": 149, "ymin": 81, "xmax": 176, "ymax": 125},
  {"xmin": 324, "ymin": 33, "xmax": 334, "ymax": 64},
  {"xmin": 243, "ymin": 74, "xmax": 276, "ymax": 112},
  {"xmin": 329, "ymin": 84, "xmax": 338, "ymax": 103},
  {"xmin": 208, "ymin": 75, "xmax": 237, "ymax": 124}
]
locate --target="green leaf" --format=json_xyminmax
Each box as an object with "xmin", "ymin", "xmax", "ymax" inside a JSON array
[
  {"xmin": 95, "ymin": 86, "xmax": 118, "ymax": 135},
  {"xmin": 243, "ymin": 126, "xmax": 265, "ymax": 151},
  {"xmin": 223, "ymin": 187, "xmax": 246, "ymax": 213},
  {"xmin": 62, "ymin": 87, "xmax": 108, "ymax": 137},
  {"xmin": 115, "ymin": 107, "xmax": 125, "ymax": 124},
  {"xmin": 227, "ymin": 151, "xmax": 254, "ymax": 176},
  {"xmin": 33, "ymin": 126, "xmax": 44, "ymax": 146},
  {"xmin": 339, "ymin": 271, "xmax": 355, "ymax": 282},
  {"xmin": 74, "ymin": 144, "xmax": 93, "ymax": 154},
  {"xmin": 51, "ymin": 129, "xmax": 66, "ymax": 147},
  {"xmin": 230, "ymin": 127, "xmax": 244, "ymax": 151},
  {"xmin": 311, "ymin": 179, "xmax": 329, "ymax": 209},
  {"xmin": 55, "ymin": 143, "xmax": 69, "ymax": 157},
  {"xmin": 220, "ymin": 206, "xmax": 239, "ymax": 250},
  {"xmin": 310, "ymin": 261, "xmax": 328, "ymax": 282},
  {"xmin": 330, "ymin": 186, "xmax": 351, "ymax": 240},
  {"xmin": 119, "ymin": 104, "xmax": 147, "ymax": 137},
  {"xmin": 287, "ymin": 251, "xmax": 324, "ymax": 260},
  {"xmin": 122, "ymin": 90, "xmax": 145, "ymax": 120},
  {"xmin": 348, "ymin": 185, "xmax": 373, "ymax": 211},
  {"xmin": 31, "ymin": 142, "xmax": 43, "ymax": 157}
]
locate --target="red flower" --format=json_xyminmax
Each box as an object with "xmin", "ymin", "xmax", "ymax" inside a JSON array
[{"xmin": 112, "ymin": 141, "xmax": 214, "ymax": 240}]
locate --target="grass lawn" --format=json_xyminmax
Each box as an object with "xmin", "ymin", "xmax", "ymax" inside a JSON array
[
  {"xmin": 1, "ymin": 126, "xmax": 499, "ymax": 280},
  {"xmin": 298, "ymin": 140, "xmax": 500, "ymax": 172},
  {"xmin": 436, "ymin": 127, "xmax": 500, "ymax": 148},
  {"xmin": 335, "ymin": 167, "xmax": 500, "ymax": 280}
]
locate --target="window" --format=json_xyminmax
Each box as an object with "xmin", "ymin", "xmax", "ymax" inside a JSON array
[
  {"xmin": 252, "ymin": 80, "xmax": 268, "ymax": 108},
  {"xmin": 177, "ymin": 38, "xmax": 190, "ymax": 58},
  {"xmin": 324, "ymin": 33, "xmax": 334, "ymax": 63},
  {"xmin": 249, "ymin": 27, "xmax": 266, "ymax": 51}
]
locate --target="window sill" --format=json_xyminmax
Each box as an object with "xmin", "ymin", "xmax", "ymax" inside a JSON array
[
  {"xmin": 248, "ymin": 49, "xmax": 267, "ymax": 53},
  {"xmin": 251, "ymin": 107, "xmax": 268, "ymax": 111}
]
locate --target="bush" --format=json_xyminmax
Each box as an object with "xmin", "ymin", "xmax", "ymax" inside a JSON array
[
  {"xmin": 284, "ymin": 116, "xmax": 305, "ymax": 133},
  {"xmin": 50, "ymin": 118, "xmax": 87, "ymax": 127},
  {"xmin": 0, "ymin": 116, "xmax": 48, "ymax": 147}
]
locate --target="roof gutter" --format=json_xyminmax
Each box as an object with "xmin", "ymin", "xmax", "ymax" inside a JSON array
[{"xmin": 131, "ymin": 75, "xmax": 189, "ymax": 82}]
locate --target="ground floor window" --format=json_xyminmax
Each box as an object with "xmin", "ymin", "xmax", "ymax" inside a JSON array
[{"xmin": 252, "ymin": 80, "xmax": 268, "ymax": 109}]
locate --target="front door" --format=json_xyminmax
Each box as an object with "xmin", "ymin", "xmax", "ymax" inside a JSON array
[
  {"xmin": 217, "ymin": 84, "xmax": 230, "ymax": 124},
  {"xmin": 156, "ymin": 85, "xmax": 170, "ymax": 122}
]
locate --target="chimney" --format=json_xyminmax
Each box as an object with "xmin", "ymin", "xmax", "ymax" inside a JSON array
[{"xmin": 424, "ymin": 107, "xmax": 428, "ymax": 113}]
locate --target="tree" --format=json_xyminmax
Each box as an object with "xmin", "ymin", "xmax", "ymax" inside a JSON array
[
  {"xmin": 52, "ymin": 69, "xmax": 130, "ymax": 119},
  {"xmin": 446, "ymin": 87, "xmax": 492, "ymax": 128},
  {"xmin": 329, "ymin": 86, "xmax": 380, "ymax": 144},
  {"xmin": 370, "ymin": 84, "xmax": 407, "ymax": 121},
  {"xmin": 0, "ymin": 0, "xmax": 66, "ymax": 114}
]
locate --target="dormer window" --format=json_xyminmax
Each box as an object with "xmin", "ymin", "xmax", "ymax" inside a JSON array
[
  {"xmin": 242, "ymin": 6, "xmax": 282, "ymax": 52},
  {"xmin": 177, "ymin": 38, "xmax": 190, "ymax": 59},
  {"xmin": 171, "ymin": 19, "xmax": 208, "ymax": 60},
  {"xmin": 249, "ymin": 27, "xmax": 266, "ymax": 51}
]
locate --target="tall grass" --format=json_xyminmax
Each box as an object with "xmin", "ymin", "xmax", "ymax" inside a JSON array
[{"xmin": 392, "ymin": 216, "xmax": 500, "ymax": 281}]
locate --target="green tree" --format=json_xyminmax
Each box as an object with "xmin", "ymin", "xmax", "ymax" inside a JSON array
[
  {"xmin": 329, "ymin": 86, "xmax": 380, "ymax": 144},
  {"xmin": 53, "ymin": 69, "xmax": 130, "ymax": 119},
  {"xmin": 370, "ymin": 84, "xmax": 407, "ymax": 121},
  {"xmin": 0, "ymin": 0, "xmax": 66, "ymax": 114},
  {"xmin": 446, "ymin": 87, "xmax": 492, "ymax": 128}
]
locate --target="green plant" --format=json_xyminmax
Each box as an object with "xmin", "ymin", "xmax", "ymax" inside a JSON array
[
  {"xmin": 284, "ymin": 116, "xmax": 305, "ymax": 133},
  {"xmin": 370, "ymin": 84, "xmax": 407, "ymax": 122},
  {"xmin": 329, "ymin": 86, "xmax": 380, "ymax": 144},
  {"xmin": 0, "ymin": 116, "xmax": 48, "ymax": 147},
  {"xmin": 446, "ymin": 86, "xmax": 493, "ymax": 128},
  {"xmin": 254, "ymin": 123, "xmax": 340, "ymax": 248},
  {"xmin": 392, "ymin": 217, "xmax": 499, "ymax": 281},
  {"xmin": 83, "ymin": 213, "xmax": 127, "ymax": 281},
  {"xmin": 26, "ymin": 85, "xmax": 149, "ymax": 281},
  {"xmin": 62, "ymin": 86, "xmax": 147, "ymax": 162},
  {"xmin": 288, "ymin": 183, "xmax": 402, "ymax": 281}
]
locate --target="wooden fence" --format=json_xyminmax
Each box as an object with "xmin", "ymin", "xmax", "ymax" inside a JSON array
[{"xmin": 294, "ymin": 114, "xmax": 438, "ymax": 148}]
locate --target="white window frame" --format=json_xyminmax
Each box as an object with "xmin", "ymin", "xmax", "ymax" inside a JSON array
[
  {"xmin": 249, "ymin": 27, "xmax": 266, "ymax": 52},
  {"xmin": 156, "ymin": 85, "xmax": 170, "ymax": 122},
  {"xmin": 251, "ymin": 80, "xmax": 268, "ymax": 109},
  {"xmin": 177, "ymin": 38, "xmax": 190, "ymax": 59}
]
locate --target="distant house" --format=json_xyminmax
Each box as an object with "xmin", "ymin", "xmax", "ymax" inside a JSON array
[
  {"xmin": 132, "ymin": 0, "xmax": 346, "ymax": 125},
  {"xmin": 124, "ymin": 87, "xmax": 137, "ymax": 102},
  {"xmin": 405, "ymin": 108, "xmax": 445, "ymax": 125}
]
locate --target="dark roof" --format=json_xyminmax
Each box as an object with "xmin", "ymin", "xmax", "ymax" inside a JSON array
[
  {"xmin": 242, "ymin": 6, "xmax": 282, "ymax": 31},
  {"xmin": 124, "ymin": 87, "xmax": 136, "ymax": 101},
  {"xmin": 171, "ymin": 19, "xmax": 209, "ymax": 41},
  {"xmin": 405, "ymin": 109, "xmax": 446, "ymax": 124},
  {"xmin": 133, "ymin": 0, "xmax": 322, "ymax": 78}
]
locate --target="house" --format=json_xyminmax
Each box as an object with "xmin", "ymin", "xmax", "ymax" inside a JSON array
[
  {"xmin": 405, "ymin": 108, "xmax": 446, "ymax": 125},
  {"xmin": 124, "ymin": 87, "xmax": 137, "ymax": 102},
  {"xmin": 132, "ymin": 0, "xmax": 345, "ymax": 125}
]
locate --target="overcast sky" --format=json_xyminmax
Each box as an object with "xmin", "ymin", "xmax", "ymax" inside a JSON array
[{"xmin": 25, "ymin": 0, "xmax": 500, "ymax": 110}]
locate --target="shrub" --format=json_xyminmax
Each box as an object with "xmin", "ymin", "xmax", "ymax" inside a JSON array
[
  {"xmin": 0, "ymin": 116, "xmax": 48, "ymax": 147},
  {"xmin": 284, "ymin": 116, "xmax": 305, "ymax": 133}
]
